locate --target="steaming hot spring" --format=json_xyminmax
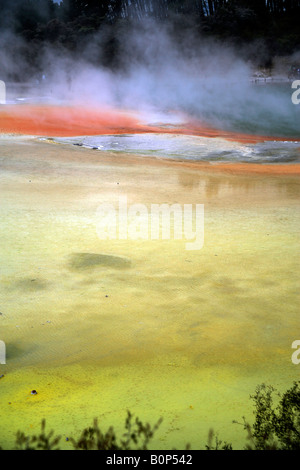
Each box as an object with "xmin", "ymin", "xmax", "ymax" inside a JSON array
[
  {"xmin": 0, "ymin": 81, "xmax": 299, "ymax": 451},
  {"xmin": 0, "ymin": 92, "xmax": 299, "ymax": 165}
]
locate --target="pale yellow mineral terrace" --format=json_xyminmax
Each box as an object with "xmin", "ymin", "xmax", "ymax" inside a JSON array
[{"xmin": 0, "ymin": 137, "xmax": 299, "ymax": 449}]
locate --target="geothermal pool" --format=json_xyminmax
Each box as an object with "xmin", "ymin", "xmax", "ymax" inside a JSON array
[
  {"xmin": 0, "ymin": 97, "xmax": 299, "ymax": 449},
  {"xmin": 51, "ymin": 133, "xmax": 300, "ymax": 163}
]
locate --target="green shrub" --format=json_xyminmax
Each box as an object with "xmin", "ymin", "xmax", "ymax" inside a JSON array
[{"xmin": 1, "ymin": 381, "xmax": 299, "ymax": 450}]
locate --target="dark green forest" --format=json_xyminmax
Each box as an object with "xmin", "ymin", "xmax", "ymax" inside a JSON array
[{"xmin": 0, "ymin": 0, "xmax": 299, "ymax": 79}]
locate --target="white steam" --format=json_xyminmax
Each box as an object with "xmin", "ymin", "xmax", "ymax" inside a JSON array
[{"xmin": 0, "ymin": 19, "xmax": 299, "ymax": 136}]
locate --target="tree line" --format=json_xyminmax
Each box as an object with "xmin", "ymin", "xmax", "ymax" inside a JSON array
[
  {"xmin": 0, "ymin": 0, "xmax": 299, "ymax": 79},
  {"xmin": 1, "ymin": 0, "xmax": 300, "ymax": 27}
]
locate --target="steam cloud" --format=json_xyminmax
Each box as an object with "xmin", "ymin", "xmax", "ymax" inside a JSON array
[{"xmin": 0, "ymin": 18, "xmax": 299, "ymax": 137}]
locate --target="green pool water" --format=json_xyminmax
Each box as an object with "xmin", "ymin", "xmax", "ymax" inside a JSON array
[{"xmin": 0, "ymin": 138, "xmax": 299, "ymax": 449}]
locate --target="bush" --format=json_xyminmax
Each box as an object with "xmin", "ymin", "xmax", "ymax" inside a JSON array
[{"xmin": 0, "ymin": 382, "xmax": 299, "ymax": 450}]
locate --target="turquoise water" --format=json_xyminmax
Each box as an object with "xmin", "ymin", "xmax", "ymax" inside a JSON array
[
  {"xmin": 5, "ymin": 81, "xmax": 300, "ymax": 140},
  {"xmin": 48, "ymin": 83, "xmax": 300, "ymax": 163},
  {"xmin": 191, "ymin": 83, "xmax": 300, "ymax": 138}
]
